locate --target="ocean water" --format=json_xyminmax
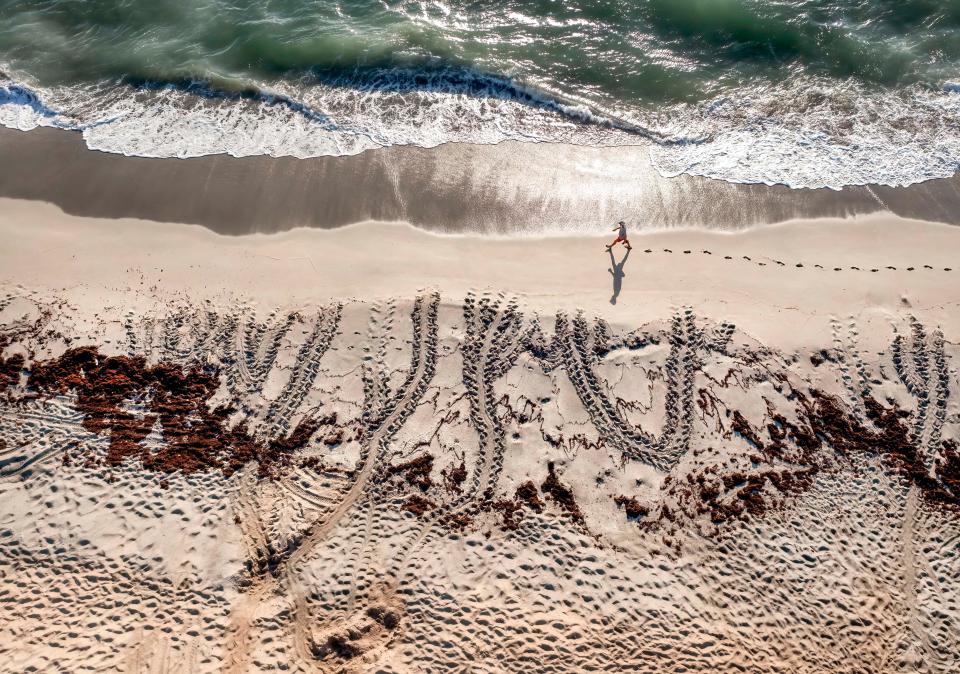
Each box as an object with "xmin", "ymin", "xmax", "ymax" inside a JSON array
[{"xmin": 1, "ymin": 0, "xmax": 959, "ymax": 189}]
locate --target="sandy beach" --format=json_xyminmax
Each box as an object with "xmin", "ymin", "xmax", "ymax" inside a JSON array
[
  {"xmin": 1, "ymin": 186, "xmax": 959, "ymax": 672},
  {"xmin": 4, "ymin": 0, "xmax": 960, "ymax": 668}
]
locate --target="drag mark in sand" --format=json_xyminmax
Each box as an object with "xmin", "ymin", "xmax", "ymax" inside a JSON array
[
  {"xmin": 293, "ymin": 293, "xmax": 438, "ymax": 665},
  {"xmin": 385, "ymin": 293, "xmax": 532, "ymax": 598},
  {"xmin": 1, "ymin": 292, "xmax": 960, "ymax": 672},
  {"xmin": 548, "ymin": 308, "xmax": 699, "ymax": 471}
]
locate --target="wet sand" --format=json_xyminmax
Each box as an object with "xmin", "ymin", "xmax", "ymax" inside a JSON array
[{"xmin": 4, "ymin": 126, "xmax": 960, "ymax": 235}]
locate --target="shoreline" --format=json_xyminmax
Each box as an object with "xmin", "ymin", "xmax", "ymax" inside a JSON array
[
  {"xmin": 6, "ymin": 9, "xmax": 960, "ymax": 668},
  {"xmin": 4, "ymin": 126, "xmax": 960, "ymax": 236},
  {"xmin": 3, "ymin": 196, "xmax": 959, "ymax": 351}
]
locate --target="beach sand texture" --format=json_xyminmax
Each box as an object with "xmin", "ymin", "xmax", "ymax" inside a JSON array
[
  {"xmin": 5, "ymin": 127, "xmax": 960, "ymax": 237},
  {"xmin": 1, "ymin": 200, "xmax": 959, "ymax": 672}
]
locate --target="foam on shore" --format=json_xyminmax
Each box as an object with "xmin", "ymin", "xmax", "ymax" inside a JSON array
[{"xmin": 4, "ymin": 127, "xmax": 960, "ymax": 238}]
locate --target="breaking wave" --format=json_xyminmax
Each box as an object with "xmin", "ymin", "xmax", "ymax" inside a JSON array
[{"xmin": 3, "ymin": 69, "xmax": 960, "ymax": 190}]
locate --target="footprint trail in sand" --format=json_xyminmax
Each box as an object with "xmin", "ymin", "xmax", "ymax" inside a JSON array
[{"xmin": 1, "ymin": 289, "xmax": 959, "ymax": 673}]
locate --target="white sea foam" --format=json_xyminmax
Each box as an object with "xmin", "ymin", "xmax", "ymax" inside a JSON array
[
  {"xmin": 0, "ymin": 79, "xmax": 76, "ymax": 131},
  {"xmin": 0, "ymin": 73, "xmax": 643, "ymax": 159},
  {"xmin": 649, "ymin": 79, "xmax": 960, "ymax": 190},
  {"xmin": 2, "ymin": 72, "xmax": 959, "ymax": 190}
]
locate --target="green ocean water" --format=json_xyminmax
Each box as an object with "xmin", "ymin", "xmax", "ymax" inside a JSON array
[{"xmin": 2, "ymin": 0, "xmax": 960, "ymax": 188}]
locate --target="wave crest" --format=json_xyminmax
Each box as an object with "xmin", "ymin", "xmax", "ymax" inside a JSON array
[{"xmin": 2, "ymin": 70, "xmax": 959, "ymax": 189}]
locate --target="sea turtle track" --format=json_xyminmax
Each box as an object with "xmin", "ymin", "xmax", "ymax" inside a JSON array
[
  {"xmin": 891, "ymin": 317, "xmax": 952, "ymax": 469},
  {"xmin": 188, "ymin": 308, "xmax": 221, "ymax": 358},
  {"xmin": 336, "ymin": 298, "xmax": 404, "ymax": 614},
  {"xmin": 264, "ymin": 304, "xmax": 342, "ymax": 440},
  {"xmin": 229, "ymin": 293, "xmax": 440, "ymax": 667},
  {"xmin": 223, "ymin": 303, "xmax": 349, "ymax": 673},
  {"xmin": 0, "ymin": 293, "xmax": 15, "ymax": 315},
  {"xmin": 141, "ymin": 316, "xmax": 156, "ymax": 362},
  {"xmin": 552, "ymin": 308, "xmax": 699, "ymax": 472},
  {"xmin": 340, "ymin": 294, "xmax": 441, "ymax": 576},
  {"xmin": 312, "ymin": 291, "xmax": 530, "ymax": 666},
  {"xmin": 379, "ymin": 293, "xmax": 532, "ymax": 633},
  {"xmin": 361, "ymin": 298, "xmax": 397, "ymax": 426},
  {"xmin": 456, "ymin": 292, "xmax": 523, "ymax": 509},
  {"xmin": 123, "ymin": 312, "xmax": 139, "ymax": 355},
  {"xmin": 161, "ymin": 307, "xmax": 188, "ymax": 361},
  {"xmin": 366, "ymin": 292, "xmax": 511, "ymax": 531},
  {"xmin": 706, "ymin": 320, "xmax": 736, "ymax": 355},
  {"xmin": 831, "ymin": 316, "xmax": 869, "ymax": 421},
  {"xmin": 239, "ymin": 310, "xmax": 298, "ymax": 394}
]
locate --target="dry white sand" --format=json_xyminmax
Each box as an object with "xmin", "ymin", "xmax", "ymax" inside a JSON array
[{"xmin": 1, "ymin": 198, "xmax": 959, "ymax": 673}]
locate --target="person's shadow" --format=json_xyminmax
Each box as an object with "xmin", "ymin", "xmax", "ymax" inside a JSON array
[{"xmin": 608, "ymin": 247, "xmax": 630, "ymax": 305}]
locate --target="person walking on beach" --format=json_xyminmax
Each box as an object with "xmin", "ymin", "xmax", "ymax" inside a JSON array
[{"xmin": 606, "ymin": 220, "xmax": 632, "ymax": 251}]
